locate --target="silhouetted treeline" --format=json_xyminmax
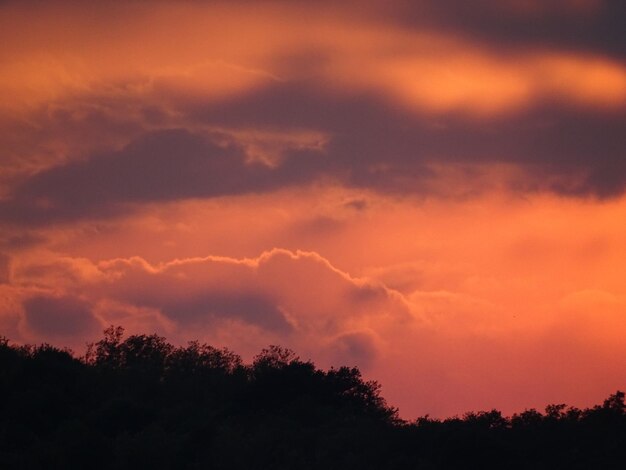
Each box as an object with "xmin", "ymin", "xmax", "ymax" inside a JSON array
[{"xmin": 1, "ymin": 328, "xmax": 625, "ymax": 469}]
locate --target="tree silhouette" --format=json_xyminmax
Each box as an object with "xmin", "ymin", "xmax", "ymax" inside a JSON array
[{"xmin": 1, "ymin": 327, "xmax": 625, "ymax": 469}]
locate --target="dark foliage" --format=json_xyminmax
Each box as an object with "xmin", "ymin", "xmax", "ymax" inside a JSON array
[{"xmin": 1, "ymin": 328, "xmax": 625, "ymax": 469}]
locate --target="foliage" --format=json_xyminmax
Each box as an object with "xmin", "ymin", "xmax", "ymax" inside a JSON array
[{"xmin": 1, "ymin": 328, "xmax": 625, "ymax": 469}]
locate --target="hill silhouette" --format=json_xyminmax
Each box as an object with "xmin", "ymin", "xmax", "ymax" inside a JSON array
[{"xmin": 1, "ymin": 327, "xmax": 624, "ymax": 469}]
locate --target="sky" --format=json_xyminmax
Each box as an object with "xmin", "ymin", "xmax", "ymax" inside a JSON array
[{"xmin": 1, "ymin": 0, "xmax": 626, "ymax": 418}]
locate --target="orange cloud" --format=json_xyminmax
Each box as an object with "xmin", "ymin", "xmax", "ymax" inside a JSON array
[
  {"xmin": 2, "ymin": 0, "xmax": 626, "ymax": 419},
  {"xmin": 2, "ymin": 1, "xmax": 625, "ymax": 119},
  {"xmin": 9, "ymin": 247, "xmax": 412, "ymax": 369},
  {"xmin": 4, "ymin": 188, "xmax": 626, "ymax": 417},
  {"xmin": 326, "ymin": 35, "xmax": 626, "ymax": 115}
]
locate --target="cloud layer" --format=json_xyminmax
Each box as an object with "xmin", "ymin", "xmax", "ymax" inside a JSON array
[
  {"xmin": 4, "ymin": 192, "xmax": 626, "ymax": 417},
  {"xmin": 1, "ymin": 0, "xmax": 626, "ymax": 418},
  {"xmin": 9, "ymin": 249, "xmax": 410, "ymax": 371},
  {"xmin": 2, "ymin": 0, "xmax": 626, "ymax": 216}
]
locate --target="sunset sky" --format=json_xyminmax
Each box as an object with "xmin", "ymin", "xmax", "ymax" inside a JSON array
[{"xmin": 1, "ymin": 0, "xmax": 626, "ymax": 418}]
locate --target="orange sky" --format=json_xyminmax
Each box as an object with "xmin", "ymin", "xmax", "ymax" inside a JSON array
[{"xmin": 1, "ymin": 0, "xmax": 625, "ymax": 418}]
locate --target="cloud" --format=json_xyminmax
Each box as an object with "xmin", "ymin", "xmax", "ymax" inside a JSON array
[
  {"xmin": 9, "ymin": 249, "xmax": 412, "ymax": 368},
  {"xmin": 94, "ymin": 249, "xmax": 412, "ymax": 332},
  {"xmin": 0, "ymin": 253, "xmax": 9, "ymax": 284},
  {"xmin": 0, "ymin": 129, "xmax": 327, "ymax": 225},
  {"xmin": 6, "ymin": 3, "xmax": 626, "ymax": 119},
  {"xmin": 330, "ymin": 331, "xmax": 379, "ymax": 369},
  {"xmin": 1, "ymin": 0, "xmax": 625, "ymax": 221},
  {"xmin": 0, "ymin": 233, "xmax": 46, "ymax": 251},
  {"xmin": 5, "ymin": 208, "xmax": 626, "ymax": 417},
  {"xmin": 397, "ymin": 0, "xmax": 626, "ymax": 61},
  {"xmin": 97, "ymin": 261, "xmax": 293, "ymax": 332},
  {"xmin": 216, "ymin": 84, "xmax": 626, "ymax": 196},
  {"xmin": 22, "ymin": 294, "xmax": 102, "ymax": 339},
  {"xmin": 1, "ymin": 0, "xmax": 626, "ymax": 418},
  {"xmin": 2, "ymin": 91, "xmax": 625, "ymax": 229}
]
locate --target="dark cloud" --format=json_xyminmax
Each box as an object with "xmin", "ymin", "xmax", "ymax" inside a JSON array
[
  {"xmin": 1, "ymin": 80, "xmax": 625, "ymax": 227},
  {"xmin": 22, "ymin": 295, "xmax": 101, "ymax": 338},
  {"xmin": 155, "ymin": 292, "xmax": 293, "ymax": 333},
  {"xmin": 197, "ymin": 83, "xmax": 626, "ymax": 196},
  {"xmin": 289, "ymin": 216, "xmax": 345, "ymax": 239},
  {"xmin": 347, "ymin": 283, "xmax": 388, "ymax": 304},
  {"xmin": 1, "ymin": 1, "xmax": 625, "ymax": 230},
  {"xmin": 389, "ymin": 0, "xmax": 626, "ymax": 61},
  {"xmin": 331, "ymin": 331, "xmax": 378, "ymax": 369},
  {"xmin": 0, "ymin": 99, "xmax": 149, "ymax": 179},
  {"xmin": 344, "ymin": 199, "xmax": 368, "ymax": 211},
  {"xmin": 93, "ymin": 260, "xmax": 293, "ymax": 332},
  {"xmin": 0, "ymin": 233, "xmax": 46, "ymax": 250},
  {"xmin": 0, "ymin": 253, "xmax": 9, "ymax": 283},
  {"xmin": 0, "ymin": 128, "xmax": 322, "ymax": 225}
]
